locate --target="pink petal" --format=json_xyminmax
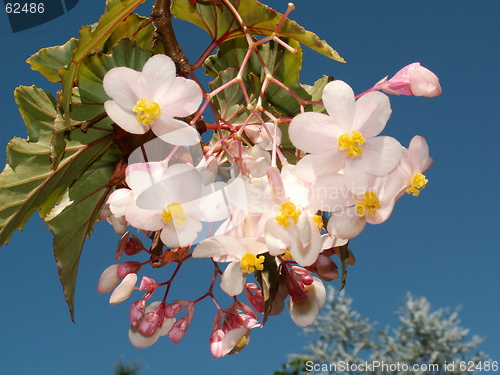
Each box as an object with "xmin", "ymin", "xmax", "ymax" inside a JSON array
[
  {"xmin": 295, "ymin": 150, "xmax": 344, "ymax": 183},
  {"xmin": 327, "ymin": 209, "xmax": 366, "ymax": 240},
  {"xmin": 192, "ymin": 236, "xmax": 246, "ymax": 258},
  {"xmin": 409, "ymin": 65, "xmax": 442, "ymax": 97},
  {"xmin": 103, "ymin": 67, "xmax": 144, "ymax": 109},
  {"xmin": 408, "ymin": 135, "xmax": 432, "ymax": 172},
  {"xmin": 354, "ymin": 136, "xmax": 402, "ymax": 176}
]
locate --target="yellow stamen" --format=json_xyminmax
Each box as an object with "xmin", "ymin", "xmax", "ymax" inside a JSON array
[
  {"xmin": 275, "ymin": 202, "xmax": 301, "ymax": 228},
  {"xmin": 338, "ymin": 130, "xmax": 365, "ymax": 157},
  {"xmin": 133, "ymin": 98, "xmax": 161, "ymax": 126},
  {"xmin": 406, "ymin": 173, "xmax": 428, "ymax": 197},
  {"xmin": 355, "ymin": 191, "xmax": 381, "ymax": 216},
  {"xmin": 235, "ymin": 335, "xmax": 248, "ymax": 348},
  {"xmin": 312, "ymin": 215, "xmax": 324, "ymax": 231},
  {"xmin": 240, "ymin": 253, "xmax": 265, "ymax": 274},
  {"xmin": 162, "ymin": 202, "xmax": 188, "ymax": 226},
  {"xmin": 282, "ymin": 250, "xmax": 293, "ymax": 261}
]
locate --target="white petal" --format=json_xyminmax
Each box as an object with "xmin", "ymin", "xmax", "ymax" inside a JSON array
[
  {"xmin": 128, "ymin": 326, "xmax": 161, "ymax": 349},
  {"xmin": 125, "ymin": 204, "xmax": 164, "ymax": 231},
  {"xmin": 295, "ymin": 150, "xmax": 344, "ymax": 183},
  {"xmin": 326, "ymin": 209, "xmax": 366, "ymax": 240},
  {"xmin": 107, "ymin": 188, "xmax": 134, "ymax": 217},
  {"xmin": 220, "ymin": 328, "xmax": 249, "ymax": 356},
  {"xmin": 288, "ymin": 294, "xmax": 319, "ymax": 327},
  {"xmin": 160, "ymin": 77, "xmax": 203, "ymax": 117},
  {"xmin": 152, "ymin": 116, "xmax": 200, "ymax": 146},
  {"xmin": 408, "ymin": 135, "xmax": 432, "ymax": 172},
  {"xmin": 141, "ymin": 54, "xmax": 176, "ymax": 100},
  {"xmin": 289, "ymin": 216, "xmax": 322, "ymax": 267},
  {"xmin": 104, "ymin": 100, "xmax": 148, "ymax": 134},
  {"xmin": 221, "ymin": 262, "xmax": 246, "ymax": 296},
  {"xmin": 192, "ymin": 236, "xmax": 246, "ymax": 258},
  {"xmin": 352, "ymin": 91, "xmax": 391, "ymax": 137},
  {"xmin": 264, "ymin": 219, "xmax": 290, "ymax": 256},
  {"xmin": 322, "ymin": 80, "xmax": 355, "ymax": 132},
  {"xmin": 355, "ymin": 136, "xmax": 402, "ymax": 176},
  {"xmin": 97, "ymin": 264, "xmax": 120, "ymax": 294},
  {"xmin": 103, "ymin": 67, "xmax": 144, "ymax": 109},
  {"xmin": 289, "ymin": 112, "xmax": 338, "ymax": 154},
  {"xmin": 160, "ymin": 217, "xmax": 202, "ymax": 248},
  {"xmin": 109, "ymin": 273, "xmax": 137, "ymax": 305}
]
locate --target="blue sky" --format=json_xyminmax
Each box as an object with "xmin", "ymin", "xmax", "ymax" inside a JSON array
[{"xmin": 0, "ymin": 1, "xmax": 498, "ymax": 374}]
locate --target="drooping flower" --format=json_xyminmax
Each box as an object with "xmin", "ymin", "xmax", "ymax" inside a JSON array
[
  {"xmin": 377, "ymin": 62, "xmax": 442, "ymax": 97},
  {"xmin": 288, "ymin": 276, "xmax": 326, "ymax": 327},
  {"xmin": 103, "ymin": 54, "xmax": 203, "ymax": 146},
  {"xmin": 192, "ymin": 236, "xmax": 268, "ymax": 296},
  {"xmin": 289, "ymin": 80, "xmax": 402, "ymax": 189}
]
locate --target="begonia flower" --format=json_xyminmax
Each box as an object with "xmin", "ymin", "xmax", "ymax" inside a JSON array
[
  {"xmin": 392, "ymin": 135, "xmax": 433, "ymax": 198},
  {"xmin": 378, "ymin": 62, "xmax": 442, "ymax": 97},
  {"xmin": 289, "ymin": 80, "xmax": 402, "ymax": 189},
  {"xmin": 193, "ymin": 236, "xmax": 268, "ymax": 296},
  {"xmin": 128, "ymin": 301, "xmax": 176, "ymax": 348},
  {"xmin": 103, "ymin": 54, "xmax": 202, "ymax": 146},
  {"xmin": 310, "ymin": 172, "xmax": 402, "ymax": 239}
]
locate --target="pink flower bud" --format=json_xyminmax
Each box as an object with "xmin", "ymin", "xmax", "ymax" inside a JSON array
[
  {"xmin": 97, "ymin": 264, "xmax": 120, "ymax": 294},
  {"xmin": 380, "ymin": 62, "xmax": 442, "ymax": 97},
  {"xmin": 168, "ymin": 317, "xmax": 189, "ymax": 343},
  {"xmin": 139, "ymin": 276, "xmax": 157, "ymax": 292},
  {"xmin": 129, "ymin": 300, "xmax": 145, "ymax": 326},
  {"xmin": 291, "ymin": 266, "xmax": 314, "ymax": 285},
  {"xmin": 305, "ymin": 254, "xmax": 339, "ymax": 282},
  {"xmin": 124, "ymin": 235, "xmax": 146, "ymax": 256},
  {"xmin": 117, "ymin": 261, "xmax": 142, "ymax": 278},
  {"xmin": 109, "ymin": 273, "xmax": 137, "ymax": 305},
  {"xmin": 137, "ymin": 311, "xmax": 162, "ymax": 336}
]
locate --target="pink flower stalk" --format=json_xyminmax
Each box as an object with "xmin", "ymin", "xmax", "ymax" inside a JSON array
[{"xmin": 377, "ymin": 62, "xmax": 442, "ymax": 97}]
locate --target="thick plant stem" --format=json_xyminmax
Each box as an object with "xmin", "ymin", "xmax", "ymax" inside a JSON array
[{"xmin": 152, "ymin": 0, "xmax": 189, "ymax": 73}]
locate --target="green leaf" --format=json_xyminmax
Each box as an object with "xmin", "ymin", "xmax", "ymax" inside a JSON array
[
  {"xmin": 45, "ymin": 144, "xmax": 121, "ymax": 321},
  {"xmin": 172, "ymin": 0, "xmax": 344, "ymax": 62},
  {"xmin": 59, "ymin": 0, "xmax": 148, "ymax": 127},
  {"xmin": 0, "ymin": 85, "xmax": 116, "ymax": 246},
  {"xmin": 27, "ymin": 38, "xmax": 79, "ymax": 83},
  {"xmin": 254, "ymin": 252, "xmax": 280, "ymax": 325}
]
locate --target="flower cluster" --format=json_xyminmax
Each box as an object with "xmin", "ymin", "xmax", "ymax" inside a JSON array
[{"xmin": 97, "ymin": 39, "xmax": 439, "ymax": 355}]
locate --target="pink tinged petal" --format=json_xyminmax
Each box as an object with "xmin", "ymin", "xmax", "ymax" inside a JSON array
[
  {"xmin": 184, "ymin": 182, "xmax": 231, "ymax": 222},
  {"xmin": 342, "ymin": 165, "xmax": 368, "ymax": 195},
  {"xmin": 240, "ymin": 238, "xmax": 268, "ymax": 255},
  {"xmin": 264, "ymin": 219, "xmax": 291, "ymax": 256},
  {"xmin": 409, "ymin": 65, "xmax": 442, "ymax": 97},
  {"xmin": 126, "ymin": 162, "xmax": 164, "ymax": 195},
  {"xmin": 109, "ymin": 273, "xmax": 137, "ymax": 305},
  {"xmin": 152, "ymin": 115, "xmax": 200, "ymax": 146},
  {"xmin": 408, "ymin": 135, "xmax": 432, "ymax": 172},
  {"xmin": 367, "ymin": 198, "xmax": 395, "ymax": 225},
  {"xmin": 327, "ymin": 208, "xmax": 366, "ymax": 240},
  {"xmin": 160, "ymin": 77, "xmax": 203, "ymax": 117},
  {"xmin": 128, "ymin": 326, "xmax": 161, "ymax": 349},
  {"xmin": 295, "ymin": 150, "xmax": 344, "ymax": 183},
  {"xmin": 103, "ymin": 67, "xmax": 144, "ymax": 109},
  {"xmin": 221, "ymin": 261, "xmax": 246, "ymax": 296},
  {"xmin": 140, "ymin": 54, "xmax": 176, "ymax": 100},
  {"xmin": 322, "ymin": 80, "xmax": 356, "ymax": 132},
  {"xmin": 310, "ymin": 277, "xmax": 326, "ymax": 309},
  {"xmin": 289, "ymin": 112, "xmax": 338, "ymax": 154},
  {"xmin": 321, "ymin": 234, "xmax": 348, "ymax": 250},
  {"xmin": 290, "ymin": 215, "xmax": 322, "ymax": 267},
  {"xmin": 220, "ymin": 328, "xmax": 250, "ymax": 357},
  {"xmin": 104, "ymin": 100, "xmax": 148, "ymax": 134},
  {"xmin": 352, "ymin": 91, "xmax": 392, "ymax": 137},
  {"xmin": 97, "ymin": 264, "xmax": 120, "ymax": 294},
  {"xmin": 354, "ymin": 136, "xmax": 403, "ymax": 176}
]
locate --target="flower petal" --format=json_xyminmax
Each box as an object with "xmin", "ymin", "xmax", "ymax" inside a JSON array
[
  {"xmin": 141, "ymin": 54, "xmax": 176, "ymax": 100},
  {"xmin": 152, "ymin": 115, "xmax": 200, "ymax": 146},
  {"xmin": 289, "ymin": 112, "xmax": 338, "ymax": 154},
  {"xmin": 352, "ymin": 91, "xmax": 391, "ymax": 137},
  {"xmin": 192, "ymin": 236, "xmax": 246, "ymax": 258},
  {"xmin": 295, "ymin": 150, "xmax": 344, "ymax": 183},
  {"xmin": 221, "ymin": 261, "xmax": 246, "ymax": 296},
  {"xmin": 103, "ymin": 67, "xmax": 144, "ymax": 109},
  {"xmin": 104, "ymin": 100, "xmax": 148, "ymax": 134},
  {"xmin": 322, "ymin": 80, "xmax": 355, "ymax": 132},
  {"xmin": 354, "ymin": 136, "xmax": 402, "ymax": 176},
  {"xmin": 160, "ymin": 77, "xmax": 203, "ymax": 117},
  {"xmin": 327, "ymin": 208, "xmax": 366, "ymax": 240}
]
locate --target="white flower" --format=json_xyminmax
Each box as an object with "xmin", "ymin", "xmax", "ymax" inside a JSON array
[
  {"xmin": 289, "ymin": 80, "xmax": 402, "ymax": 190},
  {"xmin": 288, "ymin": 277, "xmax": 326, "ymax": 327},
  {"xmin": 103, "ymin": 54, "xmax": 202, "ymax": 146}
]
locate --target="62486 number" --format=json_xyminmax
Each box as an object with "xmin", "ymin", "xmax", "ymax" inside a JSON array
[{"xmin": 5, "ymin": 3, "xmax": 45, "ymax": 14}]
